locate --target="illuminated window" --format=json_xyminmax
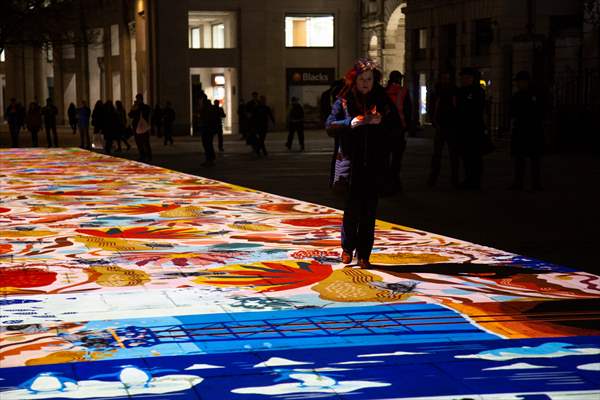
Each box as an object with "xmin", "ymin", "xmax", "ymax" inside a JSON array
[
  {"xmin": 212, "ymin": 24, "xmax": 225, "ymax": 48},
  {"xmin": 0, "ymin": 49, "xmax": 5, "ymax": 62},
  {"xmin": 285, "ymin": 15, "xmax": 334, "ymax": 47},
  {"xmin": 189, "ymin": 11, "xmax": 236, "ymax": 49},
  {"xmin": 190, "ymin": 27, "xmax": 201, "ymax": 49}
]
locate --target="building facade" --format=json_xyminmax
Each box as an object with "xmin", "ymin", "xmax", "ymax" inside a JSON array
[
  {"xmin": 1, "ymin": 0, "xmax": 361, "ymax": 133},
  {"xmin": 361, "ymin": 0, "xmax": 599, "ymax": 138}
]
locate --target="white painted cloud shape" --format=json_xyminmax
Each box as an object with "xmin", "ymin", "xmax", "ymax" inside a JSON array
[
  {"xmin": 332, "ymin": 360, "xmax": 385, "ymax": 365},
  {"xmin": 577, "ymin": 363, "xmax": 600, "ymax": 371},
  {"xmin": 231, "ymin": 379, "xmax": 390, "ymax": 395},
  {"xmin": 185, "ymin": 363, "xmax": 224, "ymax": 370},
  {"xmin": 455, "ymin": 342, "xmax": 600, "ymax": 361},
  {"xmin": 482, "ymin": 363, "xmax": 556, "ymax": 371},
  {"xmin": 0, "ymin": 375, "xmax": 202, "ymax": 399},
  {"xmin": 253, "ymin": 357, "xmax": 313, "ymax": 368}
]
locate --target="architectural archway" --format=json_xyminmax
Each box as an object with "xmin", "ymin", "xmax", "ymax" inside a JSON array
[{"xmin": 383, "ymin": 2, "xmax": 406, "ymax": 80}]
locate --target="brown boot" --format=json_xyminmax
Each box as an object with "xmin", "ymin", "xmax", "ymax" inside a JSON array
[
  {"xmin": 341, "ymin": 250, "xmax": 353, "ymax": 264},
  {"xmin": 358, "ymin": 258, "xmax": 371, "ymax": 269}
]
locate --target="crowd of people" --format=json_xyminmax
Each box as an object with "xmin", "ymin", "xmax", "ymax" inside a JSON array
[
  {"xmin": 4, "ymin": 94, "xmax": 176, "ymax": 161},
  {"xmin": 4, "ymin": 61, "xmax": 543, "ymax": 196},
  {"xmin": 324, "ymin": 58, "xmax": 545, "ymax": 267}
]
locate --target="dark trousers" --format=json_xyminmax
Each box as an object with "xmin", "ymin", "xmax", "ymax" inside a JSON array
[
  {"xmin": 429, "ymin": 127, "xmax": 459, "ymax": 186},
  {"xmin": 462, "ymin": 151, "xmax": 483, "ymax": 189},
  {"xmin": 217, "ymin": 128, "xmax": 224, "ymax": 151},
  {"xmin": 9, "ymin": 124, "xmax": 19, "ymax": 147},
  {"xmin": 30, "ymin": 128, "xmax": 39, "ymax": 147},
  {"xmin": 45, "ymin": 125, "xmax": 58, "ymax": 147},
  {"xmin": 104, "ymin": 136, "xmax": 114, "ymax": 155},
  {"xmin": 342, "ymin": 189, "xmax": 378, "ymax": 260},
  {"xmin": 286, "ymin": 123, "xmax": 305, "ymax": 149},
  {"xmin": 202, "ymin": 133, "xmax": 216, "ymax": 162},
  {"xmin": 79, "ymin": 126, "xmax": 90, "ymax": 149},
  {"xmin": 514, "ymin": 155, "xmax": 541, "ymax": 188},
  {"xmin": 135, "ymin": 132, "xmax": 152, "ymax": 161},
  {"xmin": 164, "ymin": 124, "xmax": 174, "ymax": 145},
  {"xmin": 256, "ymin": 130, "xmax": 268, "ymax": 155}
]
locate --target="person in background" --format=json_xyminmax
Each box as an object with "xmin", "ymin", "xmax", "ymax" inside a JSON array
[
  {"xmin": 102, "ymin": 100, "xmax": 119, "ymax": 155},
  {"xmin": 198, "ymin": 92, "xmax": 215, "ymax": 166},
  {"xmin": 326, "ymin": 58, "xmax": 399, "ymax": 269},
  {"xmin": 26, "ymin": 101, "xmax": 42, "ymax": 147},
  {"xmin": 237, "ymin": 98, "xmax": 247, "ymax": 141},
  {"xmin": 385, "ymin": 70, "xmax": 411, "ymax": 193},
  {"xmin": 245, "ymin": 92, "xmax": 261, "ymax": 149},
  {"xmin": 162, "ymin": 101, "xmax": 175, "ymax": 146},
  {"xmin": 41, "ymin": 97, "xmax": 58, "ymax": 147},
  {"xmin": 129, "ymin": 93, "xmax": 153, "ymax": 162},
  {"xmin": 455, "ymin": 67, "xmax": 486, "ymax": 190},
  {"xmin": 6, "ymin": 98, "xmax": 21, "ymax": 147},
  {"xmin": 115, "ymin": 100, "xmax": 131, "ymax": 151},
  {"xmin": 67, "ymin": 102, "xmax": 78, "ymax": 135},
  {"xmin": 286, "ymin": 97, "xmax": 305, "ymax": 151},
  {"xmin": 213, "ymin": 99, "xmax": 226, "ymax": 152},
  {"xmin": 151, "ymin": 103, "xmax": 163, "ymax": 138},
  {"xmin": 509, "ymin": 71, "xmax": 544, "ymax": 191},
  {"xmin": 321, "ymin": 79, "xmax": 346, "ymax": 187},
  {"xmin": 428, "ymin": 71, "xmax": 459, "ymax": 187},
  {"xmin": 77, "ymin": 100, "xmax": 91, "ymax": 149},
  {"xmin": 254, "ymin": 95, "xmax": 275, "ymax": 157}
]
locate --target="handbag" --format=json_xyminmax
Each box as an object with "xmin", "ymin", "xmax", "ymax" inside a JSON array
[
  {"xmin": 92, "ymin": 132, "xmax": 104, "ymax": 149},
  {"xmin": 136, "ymin": 115, "xmax": 150, "ymax": 134}
]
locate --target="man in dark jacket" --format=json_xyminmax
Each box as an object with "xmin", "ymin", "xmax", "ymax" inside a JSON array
[
  {"xmin": 254, "ymin": 95, "xmax": 275, "ymax": 156},
  {"xmin": 428, "ymin": 71, "xmax": 459, "ymax": 187},
  {"xmin": 162, "ymin": 101, "xmax": 176, "ymax": 146},
  {"xmin": 129, "ymin": 93, "xmax": 153, "ymax": 162},
  {"xmin": 509, "ymin": 71, "xmax": 544, "ymax": 190},
  {"xmin": 41, "ymin": 98, "xmax": 59, "ymax": 147},
  {"xmin": 286, "ymin": 97, "xmax": 305, "ymax": 151},
  {"xmin": 5, "ymin": 98, "xmax": 21, "ymax": 147},
  {"xmin": 455, "ymin": 68, "xmax": 486, "ymax": 190}
]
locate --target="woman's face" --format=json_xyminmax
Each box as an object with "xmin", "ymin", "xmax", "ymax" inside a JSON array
[{"xmin": 356, "ymin": 70, "xmax": 374, "ymax": 95}]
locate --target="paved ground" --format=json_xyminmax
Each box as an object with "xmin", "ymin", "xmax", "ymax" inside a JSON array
[{"xmin": 2, "ymin": 126, "xmax": 599, "ymax": 274}]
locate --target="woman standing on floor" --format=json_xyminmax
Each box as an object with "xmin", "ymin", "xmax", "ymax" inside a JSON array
[{"xmin": 325, "ymin": 58, "xmax": 399, "ymax": 268}]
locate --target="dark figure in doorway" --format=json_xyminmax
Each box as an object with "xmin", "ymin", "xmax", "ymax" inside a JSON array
[
  {"xmin": 455, "ymin": 68, "xmax": 486, "ymax": 190},
  {"xmin": 428, "ymin": 71, "xmax": 460, "ymax": 187},
  {"xmin": 321, "ymin": 79, "xmax": 345, "ymax": 187},
  {"xmin": 286, "ymin": 97, "xmax": 305, "ymax": 151},
  {"xmin": 26, "ymin": 101, "xmax": 42, "ymax": 147},
  {"xmin": 92, "ymin": 100, "xmax": 104, "ymax": 135},
  {"xmin": 237, "ymin": 98, "xmax": 247, "ymax": 140},
  {"xmin": 6, "ymin": 98, "xmax": 21, "ymax": 147},
  {"xmin": 326, "ymin": 58, "xmax": 399, "ymax": 269},
  {"xmin": 151, "ymin": 103, "xmax": 163, "ymax": 137},
  {"xmin": 42, "ymin": 98, "xmax": 58, "ymax": 147},
  {"xmin": 213, "ymin": 99, "xmax": 226, "ymax": 152},
  {"xmin": 254, "ymin": 95, "xmax": 275, "ymax": 156},
  {"xmin": 162, "ymin": 101, "xmax": 175, "ymax": 145},
  {"xmin": 115, "ymin": 101, "xmax": 131, "ymax": 151},
  {"xmin": 103, "ymin": 101, "xmax": 119, "ymax": 155},
  {"xmin": 67, "ymin": 103, "xmax": 78, "ymax": 135},
  {"xmin": 199, "ymin": 93, "xmax": 215, "ymax": 166},
  {"xmin": 245, "ymin": 92, "xmax": 261, "ymax": 149},
  {"xmin": 385, "ymin": 70, "xmax": 412, "ymax": 193},
  {"xmin": 509, "ymin": 71, "xmax": 544, "ymax": 191},
  {"xmin": 129, "ymin": 93, "xmax": 153, "ymax": 162},
  {"xmin": 77, "ymin": 100, "xmax": 91, "ymax": 149}
]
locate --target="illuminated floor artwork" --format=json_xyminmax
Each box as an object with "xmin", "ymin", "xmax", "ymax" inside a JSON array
[{"xmin": 1, "ymin": 148, "xmax": 599, "ymax": 400}]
